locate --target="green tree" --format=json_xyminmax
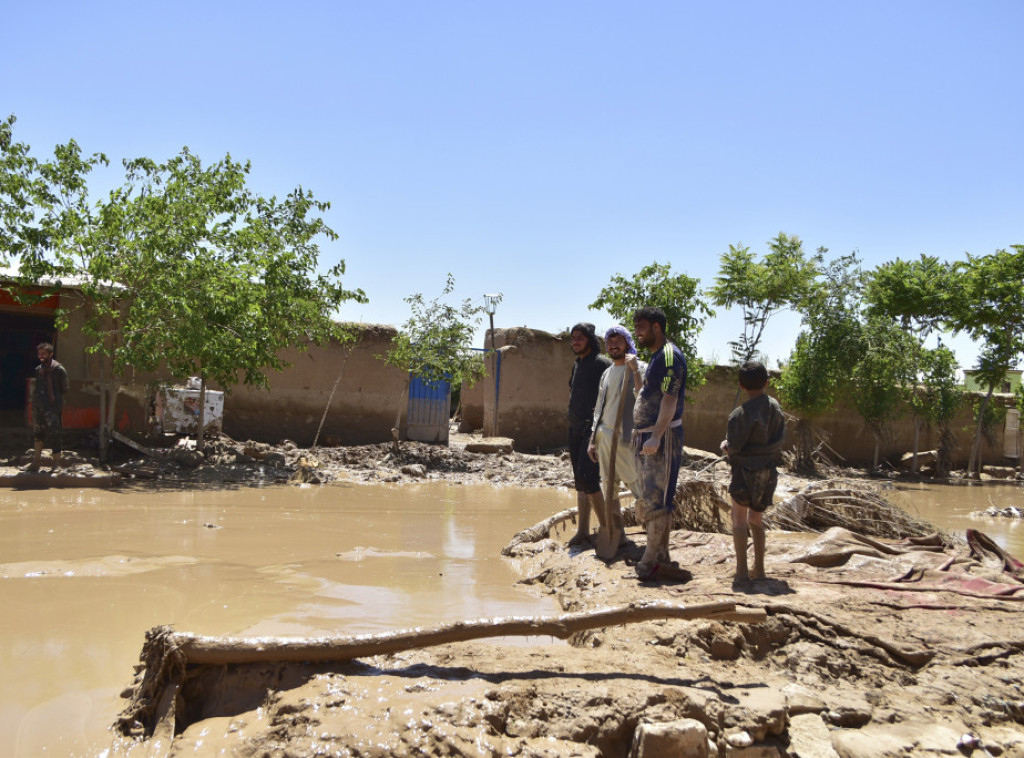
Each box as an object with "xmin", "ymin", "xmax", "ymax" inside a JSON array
[
  {"xmin": 850, "ymin": 316, "xmax": 917, "ymax": 470},
  {"xmin": 383, "ymin": 274, "xmax": 489, "ymax": 448},
  {"xmin": 589, "ymin": 261, "xmax": 714, "ymax": 392},
  {"xmin": 946, "ymin": 246, "xmax": 1024, "ymax": 477},
  {"xmin": 0, "ymin": 114, "xmax": 107, "ymax": 275},
  {"xmin": 864, "ymin": 255, "xmax": 961, "ymax": 473},
  {"xmin": 863, "ymin": 254, "xmax": 953, "ymax": 336},
  {"xmin": 777, "ymin": 254, "xmax": 866, "ymax": 471},
  {"xmin": 1, "ymin": 115, "xmax": 366, "ymax": 456},
  {"xmin": 914, "ymin": 345, "xmax": 964, "ymax": 476},
  {"xmin": 709, "ymin": 232, "xmax": 823, "ymax": 367}
]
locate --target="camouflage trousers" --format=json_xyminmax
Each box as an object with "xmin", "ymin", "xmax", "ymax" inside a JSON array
[
  {"xmin": 632, "ymin": 425, "xmax": 684, "ymax": 517},
  {"xmin": 33, "ymin": 405, "xmax": 63, "ymax": 454}
]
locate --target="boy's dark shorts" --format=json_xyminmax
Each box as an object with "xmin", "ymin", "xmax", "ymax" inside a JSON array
[{"xmin": 729, "ymin": 465, "xmax": 778, "ymax": 512}]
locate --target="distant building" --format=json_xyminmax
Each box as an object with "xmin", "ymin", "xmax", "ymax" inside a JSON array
[{"xmin": 962, "ymin": 369, "xmax": 1023, "ymax": 395}]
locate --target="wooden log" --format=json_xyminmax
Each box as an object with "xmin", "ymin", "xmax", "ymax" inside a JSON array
[
  {"xmin": 111, "ymin": 429, "xmax": 155, "ymax": 457},
  {"xmin": 502, "ymin": 507, "xmax": 578, "ymax": 555},
  {"xmin": 117, "ymin": 601, "xmax": 768, "ymax": 739},
  {"xmin": 164, "ymin": 601, "xmax": 766, "ymax": 665}
]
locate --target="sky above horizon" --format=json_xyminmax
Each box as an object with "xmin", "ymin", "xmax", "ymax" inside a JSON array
[{"xmin": 3, "ymin": 1, "xmax": 1022, "ymax": 372}]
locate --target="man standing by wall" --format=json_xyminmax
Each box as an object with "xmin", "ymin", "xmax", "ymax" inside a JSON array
[
  {"xmin": 588, "ymin": 326, "xmax": 646, "ymax": 549},
  {"xmin": 626, "ymin": 307, "xmax": 687, "ymax": 580},
  {"xmin": 27, "ymin": 342, "xmax": 69, "ymax": 472},
  {"xmin": 567, "ymin": 323, "xmax": 612, "ymax": 546}
]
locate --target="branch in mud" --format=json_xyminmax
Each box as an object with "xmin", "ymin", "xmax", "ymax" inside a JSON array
[
  {"xmin": 765, "ymin": 603, "xmax": 934, "ymax": 667},
  {"xmin": 946, "ymin": 639, "xmax": 1024, "ymax": 667},
  {"xmin": 171, "ymin": 601, "xmax": 767, "ymax": 664},
  {"xmin": 502, "ymin": 507, "xmax": 578, "ymax": 554},
  {"xmin": 116, "ymin": 601, "xmax": 766, "ymax": 739},
  {"xmin": 766, "ymin": 480, "xmax": 956, "ymax": 545}
]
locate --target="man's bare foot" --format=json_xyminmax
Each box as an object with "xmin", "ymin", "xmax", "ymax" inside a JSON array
[{"xmin": 568, "ymin": 530, "xmax": 592, "ymax": 547}]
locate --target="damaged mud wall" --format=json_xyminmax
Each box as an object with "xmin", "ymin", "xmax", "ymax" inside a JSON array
[
  {"xmin": 469, "ymin": 330, "xmax": 1009, "ymax": 468},
  {"xmin": 223, "ymin": 324, "xmax": 409, "ymax": 447},
  {"xmin": 457, "ymin": 378, "xmax": 485, "ymax": 431},
  {"xmin": 478, "ymin": 328, "xmax": 569, "ymax": 451}
]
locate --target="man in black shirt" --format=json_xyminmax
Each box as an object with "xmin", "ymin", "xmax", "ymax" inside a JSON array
[
  {"xmin": 27, "ymin": 342, "xmax": 70, "ymax": 471},
  {"xmin": 567, "ymin": 323, "xmax": 612, "ymax": 546}
]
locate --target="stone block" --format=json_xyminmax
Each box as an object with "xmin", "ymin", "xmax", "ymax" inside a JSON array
[
  {"xmin": 464, "ymin": 438, "xmax": 514, "ymax": 454},
  {"xmin": 631, "ymin": 718, "xmax": 709, "ymax": 758},
  {"xmin": 781, "ymin": 683, "xmax": 826, "ymax": 716},
  {"xmin": 788, "ymin": 713, "xmax": 838, "ymax": 758}
]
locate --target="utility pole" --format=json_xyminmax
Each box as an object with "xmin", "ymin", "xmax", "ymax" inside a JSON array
[{"xmin": 483, "ymin": 294, "xmax": 501, "ymax": 437}]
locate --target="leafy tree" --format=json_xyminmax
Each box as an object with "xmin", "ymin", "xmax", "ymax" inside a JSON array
[
  {"xmin": 849, "ymin": 316, "xmax": 917, "ymax": 470},
  {"xmin": 383, "ymin": 274, "xmax": 489, "ymax": 448},
  {"xmin": 777, "ymin": 254, "xmax": 866, "ymax": 471},
  {"xmin": 0, "ymin": 114, "xmax": 107, "ymax": 275},
  {"xmin": 0, "ymin": 115, "xmax": 366, "ymax": 455},
  {"xmin": 914, "ymin": 345, "xmax": 964, "ymax": 476},
  {"xmin": 589, "ymin": 261, "xmax": 714, "ymax": 392},
  {"xmin": 863, "ymin": 254, "xmax": 953, "ymax": 336},
  {"xmin": 863, "ymin": 255, "xmax": 960, "ymax": 473},
  {"xmin": 945, "ymin": 246, "xmax": 1024, "ymax": 476},
  {"xmin": 709, "ymin": 232, "xmax": 823, "ymax": 367}
]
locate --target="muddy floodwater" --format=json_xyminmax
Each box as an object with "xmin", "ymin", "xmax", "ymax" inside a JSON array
[
  {"xmin": 0, "ymin": 479, "xmax": 1022, "ymax": 756},
  {"xmin": 0, "ymin": 483, "xmax": 570, "ymax": 757},
  {"xmin": 890, "ymin": 480, "xmax": 1024, "ymax": 554}
]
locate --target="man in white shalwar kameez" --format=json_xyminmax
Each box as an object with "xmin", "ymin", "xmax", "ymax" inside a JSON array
[{"xmin": 588, "ymin": 326, "xmax": 647, "ymax": 542}]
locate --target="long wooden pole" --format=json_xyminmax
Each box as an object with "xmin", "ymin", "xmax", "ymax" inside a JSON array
[
  {"xmin": 118, "ymin": 601, "xmax": 768, "ymax": 739},
  {"xmin": 160, "ymin": 601, "xmax": 766, "ymax": 665}
]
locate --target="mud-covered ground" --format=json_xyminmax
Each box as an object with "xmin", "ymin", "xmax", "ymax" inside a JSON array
[
  {"xmin": 113, "ymin": 494, "xmax": 1024, "ymax": 758},
  {"xmin": 0, "ymin": 432, "xmax": 575, "ymax": 488},
  {"xmin": 3, "ymin": 435, "xmax": 1024, "ymax": 757}
]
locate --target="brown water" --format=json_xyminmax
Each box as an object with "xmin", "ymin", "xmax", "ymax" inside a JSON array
[
  {"xmin": 0, "ymin": 483, "xmax": 572, "ymax": 757},
  {"xmin": 889, "ymin": 481, "xmax": 1024, "ymax": 554},
  {"xmin": 1, "ymin": 480, "xmax": 1022, "ymax": 757}
]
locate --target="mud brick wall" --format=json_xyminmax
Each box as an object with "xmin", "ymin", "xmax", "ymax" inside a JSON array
[
  {"xmin": 224, "ymin": 324, "xmax": 408, "ymax": 447},
  {"xmin": 480, "ymin": 328, "xmax": 572, "ymax": 453},
  {"xmin": 472, "ymin": 329, "xmax": 1006, "ymax": 468}
]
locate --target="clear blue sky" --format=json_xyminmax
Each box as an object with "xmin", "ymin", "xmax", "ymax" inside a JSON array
[{"xmin": 4, "ymin": 1, "xmax": 1022, "ymax": 370}]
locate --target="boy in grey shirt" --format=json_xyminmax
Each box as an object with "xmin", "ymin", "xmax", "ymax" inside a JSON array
[{"xmin": 720, "ymin": 361, "xmax": 786, "ymax": 584}]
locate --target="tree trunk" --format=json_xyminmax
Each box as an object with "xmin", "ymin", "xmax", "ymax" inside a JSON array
[
  {"xmin": 794, "ymin": 419, "xmax": 816, "ymax": 474},
  {"xmin": 160, "ymin": 602, "xmax": 766, "ymax": 665},
  {"xmin": 118, "ymin": 601, "xmax": 767, "ymax": 738},
  {"xmin": 936, "ymin": 424, "xmax": 953, "ymax": 478},
  {"xmin": 102, "ymin": 378, "xmax": 122, "ymax": 464},
  {"xmin": 392, "ymin": 380, "xmax": 409, "ymax": 453},
  {"xmin": 911, "ymin": 416, "xmax": 922, "ymax": 475},
  {"xmin": 197, "ymin": 377, "xmax": 207, "ymax": 453},
  {"xmin": 968, "ymin": 390, "xmax": 993, "ymax": 477},
  {"xmin": 98, "ymin": 361, "xmax": 108, "ymax": 463}
]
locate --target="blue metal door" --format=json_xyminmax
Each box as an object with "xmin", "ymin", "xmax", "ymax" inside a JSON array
[{"xmin": 406, "ymin": 374, "xmax": 451, "ymax": 443}]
